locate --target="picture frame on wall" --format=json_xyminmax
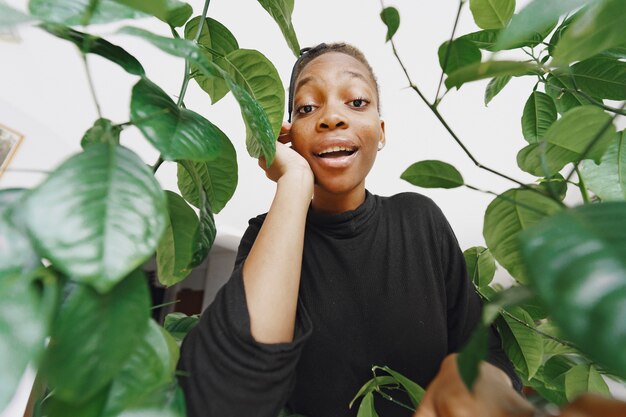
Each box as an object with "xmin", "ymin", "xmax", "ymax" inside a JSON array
[{"xmin": 0, "ymin": 123, "xmax": 24, "ymax": 179}]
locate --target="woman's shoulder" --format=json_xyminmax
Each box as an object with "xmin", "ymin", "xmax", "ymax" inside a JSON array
[{"xmin": 378, "ymin": 191, "xmax": 443, "ymax": 215}]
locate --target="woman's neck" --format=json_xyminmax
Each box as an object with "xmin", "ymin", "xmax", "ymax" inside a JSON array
[{"xmin": 310, "ymin": 186, "xmax": 366, "ymax": 214}]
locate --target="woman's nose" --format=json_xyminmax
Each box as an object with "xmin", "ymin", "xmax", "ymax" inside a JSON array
[{"xmin": 317, "ymin": 106, "xmax": 348, "ymax": 130}]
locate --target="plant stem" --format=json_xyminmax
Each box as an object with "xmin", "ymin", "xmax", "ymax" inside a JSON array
[
  {"xmin": 465, "ymin": 184, "xmax": 559, "ymax": 216},
  {"xmin": 374, "ymin": 388, "xmax": 415, "ymax": 412},
  {"xmin": 500, "ymin": 310, "xmax": 579, "ymax": 351},
  {"xmin": 575, "ymin": 166, "xmax": 590, "ymax": 204},
  {"xmin": 543, "ymin": 79, "xmax": 626, "ymax": 116},
  {"xmin": 564, "ymin": 101, "xmax": 625, "ymax": 183},
  {"xmin": 4, "ymin": 167, "xmax": 51, "ymax": 174},
  {"xmin": 381, "ymin": 8, "xmax": 564, "ymax": 206},
  {"xmin": 81, "ymin": 53, "xmax": 102, "ymax": 118},
  {"xmin": 151, "ymin": 299, "xmax": 180, "ymax": 310},
  {"xmin": 152, "ymin": 157, "xmax": 164, "ymax": 173},
  {"xmin": 434, "ymin": 0, "xmax": 466, "ymax": 104}
]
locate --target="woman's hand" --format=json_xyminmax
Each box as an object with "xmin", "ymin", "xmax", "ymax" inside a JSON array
[
  {"xmin": 413, "ymin": 354, "xmax": 534, "ymax": 417},
  {"xmin": 258, "ymin": 122, "xmax": 313, "ymax": 185}
]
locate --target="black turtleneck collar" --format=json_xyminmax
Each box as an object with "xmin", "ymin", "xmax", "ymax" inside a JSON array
[{"xmin": 306, "ymin": 190, "xmax": 378, "ymax": 238}]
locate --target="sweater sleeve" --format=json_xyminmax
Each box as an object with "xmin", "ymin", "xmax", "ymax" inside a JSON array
[
  {"xmin": 177, "ymin": 215, "xmax": 313, "ymax": 417},
  {"xmin": 436, "ymin": 209, "xmax": 523, "ymax": 392}
]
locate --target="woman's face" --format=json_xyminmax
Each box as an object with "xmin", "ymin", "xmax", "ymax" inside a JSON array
[{"xmin": 290, "ymin": 52, "xmax": 385, "ymax": 197}]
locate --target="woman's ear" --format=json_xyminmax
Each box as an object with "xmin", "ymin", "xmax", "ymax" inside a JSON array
[{"xmin": 379, "ymin": 120, "xmax": 386, "ymax": 148}]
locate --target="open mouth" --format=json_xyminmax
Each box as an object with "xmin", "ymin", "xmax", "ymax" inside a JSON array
[{"xmin": 315, "ymin": 146, "xmax": 358, "ymax": 158}]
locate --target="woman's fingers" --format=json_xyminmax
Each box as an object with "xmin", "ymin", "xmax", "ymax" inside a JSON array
[{"xmin": 278, "ymin": 121, "xmax": 292, "ymax": 144}]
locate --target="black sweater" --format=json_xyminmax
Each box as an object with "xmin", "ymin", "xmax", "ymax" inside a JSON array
[{"xmin": 178, "ymin": 191, "xmax": 520, "ymax": 417}]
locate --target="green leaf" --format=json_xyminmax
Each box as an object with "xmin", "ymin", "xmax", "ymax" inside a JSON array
[
  {"xmin": 537, "ymin": 173, "xmax": 568, "ymax": 202},
  {"xmin": 400, "ymin": 160, "xmax": 464, "ymax": 189},
  {"xmin": 23, "ymin": 144, "xmax": 167, "ymax": 293},
  {"xmin": 81, "ymin": 118, "xmax": 122, "ymax": 149},
  {"xmin": 257, "ymin": 0, "xmax": 300, "ymax": 56},
  {"xmin": 180, "ymin": 161, "xmax": 216, "ymax": 268},
  {"xmin": 460, "ymin": 29, "xmax": 500, "ymax": 51},
  {"xmin": 553, "ymin": 0, "xmax": 626, "ymax": 65},
  {"xmin": 463, "ymin": 246, "xmax": 496, "ymax": 289},
  {"xmin": 115, "ymin": 384, "xmax": 186, "ymax": 417},
  {"xmin": 438, "ymin": 38, "xmax": 481, "ymax": 75},
  {"xmin": 517, "ymin": 106, "xmax": 617, "ymax": 177},
  {"xmin": 29, "ymin": 0, "xmax": 143, "ymax": 25},
  {"xmin": 484, "ymin": 75, "xmax": 512, "ymax": 106},
  {"xmin": 482, "ymin": 285, "xmax": 534, "ymax": 325},
  {"xmin": 130, "ymin": 78, "xmax": 232, "ymax": 162},
  {"xmin": 521, "ymin": 91, "xmax": 557, "ymax": 144},
  {"xmin": 497, "ymin": 307, "xmax": 543, "ymax": 379},
  {"xmin": 523, "ymin": 355, "xmax": 570, "ymax": 406},
  {"xmin": 457, "ymin": 325, "xmax": 488, "ymax": 390},
  {"xmin": 45, "ymin": 385, "xmax": 110, "ymax": 417},
  {"xmin": 495, "ymin": 0, "xmax": 588, "ymax": 51},
  {"xmin": 0, "ymin": 266, "xmax": 57, "ymax": 412},
  {"xmin": 103, "ymin": 320, "xmax": 179, "ymax": 417},
  {"xmin": 445, "ymin": 61, "xmax": 538, "ymax": 90},
  {"xmin": 483, "ymin": 188, "xmax": 562, "ymax": 283},
  {"xmin": 539, "ymin": 321, "xmax": 579, "ymax": 361},
  {"xmin": 380, "ymin": 6, "xmax": 400, "ymax": 42},
  {"xmin": 580, "ymin": 131, "xmax": 626, "ymax": 201},
  {"xmin": 469, "ymin": 0, "xmax": 515, "ymax": 30},
  {"xmin": 356, "ymin": 392, "xmax": 379, "ymax": 417},
  {"xmin": 156, "ymin": 192, "xmax": 199, "ymax": 287},
  {"xmin": 0, "ymin": 189, "xmax": 38, "ymax": 275},
  {"xmin": 184, "ymin": 16, "xmax": 239, "ymax": 104},
  {"xmin": 41, "ymin": 23, "xmax": 144, "ymax": 76},
  {"xmin": 544, "ymin": 73, "xmax": 598, "ymax": 115},
  {"xmin": 349, "ymin": 376, "xmax": 397, "ymax": 409},
  {"xmin": 112, "ymin": 0, "xmax": 192, "ymax": 27},
  {"xmin": 220, "ymin": 49, "xmax": 284, "ymax": 155},
  {"xmin": 0, "ymin": 3, "xmax": 36, "ymax": 29},
  {"xmin": 564, "ymin": 364, "xmax": 610, "ymax": 402},
  {"xmin": 571, "ymin": 56, "xmax": 626, "ymax": 101},
  {"xmin": 520, "ymin": 202, "xmax": 626, "ymax": 379},
  {"xmin": 164, "ymin": 312, "xmax": 199, "ymax": 345},
  {"xmin": 120, "ymin": 26, "xmax": 276, "ymax": 165},
  {"xmin": 43, "ymin": 270, "xmax": 150, "ymax": 402},
  {"xmin": 462, "ymin": 27, "xmax": 554, "ymax": 52},
  {"xmin": 374, "ymin": 366, "xmax": 425, "ymax": 407},
  {"xmin": 176, "ymin": 145, "xmax": 238, "ymax": 213}
]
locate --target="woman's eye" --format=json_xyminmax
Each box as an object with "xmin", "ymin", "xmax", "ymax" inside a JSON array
[
  {"xmin": 351, "ymin": 99, "xmax": 368, "ymax": 108},
  {"xmin": 298, "ymin": 105, "xmax": 314, "ymax": 114}
]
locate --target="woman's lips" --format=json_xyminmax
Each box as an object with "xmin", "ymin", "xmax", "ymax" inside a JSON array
[{"xmin": 313, "ymin": 149, "xmax": 359, "ymax": 169}]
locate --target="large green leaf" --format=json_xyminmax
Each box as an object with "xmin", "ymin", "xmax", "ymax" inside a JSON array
[
  {"xmin": 521, "ymin": 91, "xmax": 557, "ymax": 144},
  {"xmin": 45, "ymin": 385, "xmax": 110, "ymax": 417},
  {"xmin": 517, "ymin": 106, "xmax": 617, "ymax": 177},
  {"xmin": 483, "ymin": 188, "xmax": 562, "ymax": 283},
  {"xmin": 469, "ymin": 0, "xmax": 515, "ymax": 30},
  {"xmin": 349, "ymin": 376, "xmax": 397, "ymax": 409},
  {"xmin": 180, "ymin": 161, "xmax": 216, "ymax": 268},
  {"xmin": 43, "ymin": 270, "xmax": 150, "ymax": 402},
  {"xmin": 81, "ymin": 118, "xmax": 122, "ymax": 149},
  {"xmin": 484, "ymin": 75, "xmax": 512, "ymax": 106},
  {"xmin": 580, "ymin": 131, "xmax": 626, "ymax": 201},
  {"xmin": 544, "ymin": 73, "xmax": 598, "ymax": 115},
  {"xmin": 380, "ymin": 6, "xmax": 400, "ymax": 42},
  {"xmin": 164, "ymin": 312, "xmax": 199, "ymax": 345},
  {"xmin": 356, "ymin": 392, "xmax": 379, "ymax": 417},
  {"xmin": 521, "ymin": 202, "xmax": 626, "ymax": 379},
  {"xmin": 463, "ymin": 246, "xmax": 496, "ymax": 289},
  {"xmin": 220, "ymin": 48, "xmax": 284, "ymax": 154},
  {"xmin": 130, "ymin": 78, "xmax": 231, "ymax": 162},
  {"xmin": 571, "ymin": 56, "xmax": 626, "ymax": 101},
  {"xmin": 120, "ymin": 27, "xmax": 276, "ymax": 164},
  {"xmin": 0, "ymin": 189, "xmax": 38, "ymax": 275},
  {"xmin": 524, "ymin": 355, "xmax": 571, "ymax": 406},
  {"xmin": 103, "ymin": 319, "xmax": 179, "ymax": 417},
  {"xmin": 563, "ymin": 364, "xmax": 609, "ymax": 401},
  {"xmin": 497, "ymin": 307, "xmax": 543, "ymax": 379},
  {"xmin": 495, "ymin": 0, "xmax": 589, "ymax": 50},
  {"xmin": 176, "ymin": 143, "xmax": 238, "ymax": 213},
  {"xmin": 112, "ymin": 0, "xmax": 192, "ymax": 27},
  {"xmin": 553, "ymin": 0, "xmax": 626, "ymax": 65},
  {"xmin": 373, "ymin": 366, "xmax": 425, "ymax": 407},
  {"xmin": 538, "ymin": 321, "xmax": 579, "ymax": 361},
  {"xmin": 184, "ymin": 16, "xmax": 239, "ymax": 104},
  {"xmin": 156, "ymin": 192, "xmax": 199, "ymax": 287},
  {"xmin": 400, "ymin": 160, "xmax": 464, "ymax": 189},
  {"xmin": 438, "ymin": 39, "xmax": 481, "ymax": 75},
  {"xmin": 41, "ymin": 23, "xmax": 144, "ymax": 76},
  {"xmin": 0, "ymin": 3, "xmax": 36, "ymax": 29},
  {"xmin": 257, "ymin": 0, "xmax": 300, "ymax": 56},
  {"xmin": 462, "ymin": 27, "xmax": 556, "ymax": 52},
  {"xmin": 445, "ymin": 61, "xmax": 538, "ymax": 90},
  {"xmin": 29, "ymin": 0, "xmax": 143, "ymax": 25},
  {"xmin": 23, "ymin": 144, "xmax": 166, "ymax": 293}
]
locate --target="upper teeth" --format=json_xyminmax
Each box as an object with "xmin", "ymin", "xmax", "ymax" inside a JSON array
[{"xmin": 317, "ymin": 146, "xmax": 354, "ymax": 156}]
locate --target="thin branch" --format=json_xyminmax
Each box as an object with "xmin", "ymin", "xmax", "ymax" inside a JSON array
[
  {"xmin": 4, "ymin": 167, "xmax": 51, "ymax": 174},
  {"xmin": 543, "ymin": 80, "xmax": 626, "ymax": 116},
  {"xmin": 81, "ymin": 53, "xmax": 102, "ymax": 118},
  {"xmin": 465, "ymin": 184, "xmax": 560, "ymax": 215},
  {"xmin": 500, "ymin": 310, "xmax": 579, "ymax": 351},
  {"xmin": 564, "ymin": 101, "xmax": 625, "ymax": 183},
  {"xmin": 435, "ymin": 0, "xmax": 466, "ymax": 103},
  {"xmin": 152, "ymin": 157, "xmax": 164, "ymax": 173},
  {"xmin": 575, "ymin": 166, "xmax": 590, "ymax": 204}
]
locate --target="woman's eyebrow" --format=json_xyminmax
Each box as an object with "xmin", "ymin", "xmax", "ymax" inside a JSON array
[{"xmin": 296, "ymin": 71, "xmax": 369, "ymax": 92}]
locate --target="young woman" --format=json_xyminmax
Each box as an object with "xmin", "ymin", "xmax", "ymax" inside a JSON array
[{"xmin": 178, "ymin": 43, "xmax": 534, "ymax": 417}]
